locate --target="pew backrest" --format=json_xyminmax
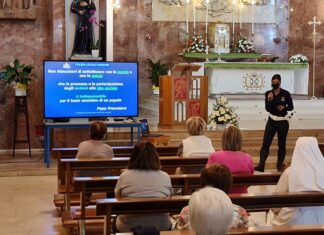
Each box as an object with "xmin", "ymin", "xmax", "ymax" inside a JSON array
[
  {"xmin": 62, "ymin": 157, "xmax": 208, "ymax": 211},
  {"xmin": 96, "ymin": 192, "xmax": 324, "ymax": 235}
]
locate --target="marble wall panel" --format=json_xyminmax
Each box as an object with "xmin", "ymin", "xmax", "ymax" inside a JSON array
[
  {"xmin": 1, "ymin": 0, "xmax": 322, "ymax": 150},
  {"xmin": 289, "ymin": 0, "xmax": 324, "ymax": 96}
]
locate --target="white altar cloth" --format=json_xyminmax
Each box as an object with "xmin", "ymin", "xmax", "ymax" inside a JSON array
[{"xmin": 203, "ymin": 62, "xmax": 309, "ymax": 95}]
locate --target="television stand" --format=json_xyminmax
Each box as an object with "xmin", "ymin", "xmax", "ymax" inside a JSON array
[{"xmin": 124, "ymin": 117, "xmax": 137, "ymax": 123}]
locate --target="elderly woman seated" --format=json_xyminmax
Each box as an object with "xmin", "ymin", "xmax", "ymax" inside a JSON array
[
  {"xmin": 176, "ymin": 116, "xmax": 214, "ymax": 174},
  {"xmin": 175, "ymin": 164, "xmax": 249, "ymax": 230},
  {"xmin": 189, "ymin": 187, "xmax": 234, "ymax": 235}
]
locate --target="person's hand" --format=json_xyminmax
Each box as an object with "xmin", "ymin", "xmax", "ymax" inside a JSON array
[
  {"xmin": 78, "ymin": 10, "xmax": 85, "ymax": 15},
  {"xmin": 277, "ymin": 105, "xmax": 285, "ymax": 111},
  {"xmin": 267, "ymin": 92, "xmax": 274, "ymax": 102},
  {"xmin": 80, "ymin": 1, "xmax": 88, "ymax": 7}
]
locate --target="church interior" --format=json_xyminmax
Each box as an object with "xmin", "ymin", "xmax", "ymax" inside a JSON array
[{"xmin": 1, "ymin": 0, "xmax": 324, "ymax": 234}]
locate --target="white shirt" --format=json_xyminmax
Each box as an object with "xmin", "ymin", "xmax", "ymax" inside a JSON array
[{"xmin": 182, "ymin": 135, "xmax": 214, "ymax": 158}]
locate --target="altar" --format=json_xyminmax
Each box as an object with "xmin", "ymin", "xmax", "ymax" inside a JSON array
[{"xmin": 204, "ymin": 62, "xmax": 309, "ymax": 95}]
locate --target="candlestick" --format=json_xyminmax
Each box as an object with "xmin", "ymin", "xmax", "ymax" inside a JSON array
[
  {"xmin": 308, "ymin": 16, "xmax": 322, "ymax": 99},
  {"xmin": 193, "ymin": 0, "xmax": 196, "ymax": 34}
]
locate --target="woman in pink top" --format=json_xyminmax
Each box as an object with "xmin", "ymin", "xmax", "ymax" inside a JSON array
[{"xmin": 207, "ymin": 125, "xmax": 254, "ymax": 193}]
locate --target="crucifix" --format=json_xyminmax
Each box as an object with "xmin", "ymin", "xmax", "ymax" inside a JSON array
[{"xmin": 308, "ymin": 16, "xmax": 321, "ymax": 99}]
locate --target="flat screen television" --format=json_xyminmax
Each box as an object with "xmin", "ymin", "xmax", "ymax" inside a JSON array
[{"xmin": 43, "ymin": 61, "xmax": 138, "ymax": 119}]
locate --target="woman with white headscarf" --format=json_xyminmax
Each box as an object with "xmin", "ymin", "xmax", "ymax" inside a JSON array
[{"xmin": 267, "ymin": 137, "xmax": 324, "ymax": 225}]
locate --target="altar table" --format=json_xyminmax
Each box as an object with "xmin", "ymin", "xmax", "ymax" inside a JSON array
[{"xmin": 204, "ymin": 62, "xmax": 309, "ymax": 95}]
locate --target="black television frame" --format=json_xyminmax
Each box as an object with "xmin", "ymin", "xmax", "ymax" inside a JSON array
[{"xmin": 43, "ymin": 60, "xmax": 139, "ymax": 120}]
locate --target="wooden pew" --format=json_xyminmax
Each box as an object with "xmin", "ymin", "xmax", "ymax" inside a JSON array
[
  {"xmin": 54, "ymin": 146, "xmax": 179, "ymax": 158},
  {"xmin": 56, "ymin": 146, "xmax": 179, "ymax": 188},
  {"xmin": 96, "ymin": 192, "xmax": 324, "ymax": 235},
  {"xmin": 74, "ymin": 173, "xmax": 282, "ymax": 196},
  {"xmin": 228, "ymin": 225, "xmax": 324, "ymax": 234},
  {"xmin": 114, "ymin": 225, "xmax": 324, "ymax": 234},
  {"xmin": 61, "ymin": 157, "xmax": 208, "ymax": 211},
  {"xmin": 64, "ymin": 173, "xmax": 281, "ymax": 232},
  {"xmin": 56, "ymin": 172, "xmax": 280, "ymax": 215}
]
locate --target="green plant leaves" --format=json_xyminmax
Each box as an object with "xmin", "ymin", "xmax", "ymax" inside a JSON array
[{"xmin": 146, "ymin": 59, "xmax": 169, "ymax": 87}]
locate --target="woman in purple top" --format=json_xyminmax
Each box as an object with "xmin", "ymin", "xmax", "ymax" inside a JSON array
[{"xmin": 207, "ymin": 125, "xmax": 254, "ymax": 193}]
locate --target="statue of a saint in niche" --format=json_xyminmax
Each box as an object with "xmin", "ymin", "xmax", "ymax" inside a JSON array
[{"xmin": 70, "ymin": 0, "xmax": 96, "ymax": 55}]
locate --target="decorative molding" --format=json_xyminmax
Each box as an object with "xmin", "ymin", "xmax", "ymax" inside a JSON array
[{"xmin": 152, "ymin": 0, "xmax": 275, "ymax": 23}]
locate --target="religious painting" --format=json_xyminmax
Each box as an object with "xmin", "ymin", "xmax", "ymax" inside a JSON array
[{"xmin": 174, "ymin": 77, "xmax": 188, "ymax": 99}]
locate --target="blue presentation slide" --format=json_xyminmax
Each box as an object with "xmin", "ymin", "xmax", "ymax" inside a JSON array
[{"xmin": 44, "ymin": 61, "xmax": 138, "ymax": 118}]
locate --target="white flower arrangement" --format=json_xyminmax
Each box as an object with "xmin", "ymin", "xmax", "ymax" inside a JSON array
[
  {"xmin": 208, "ymin": 96, "xmax": 239, "ymax": 129},
  {"xmin": 289, "ymin": 54, "xmax": 308, "ymax": 63},
  {"xmin": 187, "ymin": 34, "xmax": 206, "ymax": 53},
  {"xmin": 233, "ymin": 37, "xmax": 255, "ymax": 53}
]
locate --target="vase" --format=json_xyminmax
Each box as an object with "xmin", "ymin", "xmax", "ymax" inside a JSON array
[
  {"xmin": 15, "ymin": 83, "xmax": 27, "ymax": 96},
  {"xmin": 217, "ymin": 123, "xmax": 226, "ymax": 130},
  {"xmin": 91, "ymin": 49, "xmax": 99, "ymax": 57},
  {"xmin": 152, "ymin": 85, "xmax": 159, "ymax": 95}
]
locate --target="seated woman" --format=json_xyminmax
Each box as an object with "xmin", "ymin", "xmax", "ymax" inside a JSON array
[
  {"xmin": 76, "ymin": 121, "xmax": 114, "ymax": 158},
  {"xmin": 267, "ymin": 137, "xmax": 324, "ymax": 225},
  {"xmin": 176, "ymin": 164, "xmax": 249, "ymax": 230},
  {"xmin": 189, "ymin": 187, "xmax": 234, "ymax": 235},
  {"xmin": 177, "ymin": 116, "xmax": 214, "ymax": 174},
  {"xmin": 114, "ymin": 142, "xmax": 172, "ymax": 232},
  {"xmin": 207, "ymin": 125, "xmax": 253, "ymax": 193},
  {"xmin": 76, "ymin": 121, "xmax": 114, "ymax": 176}
]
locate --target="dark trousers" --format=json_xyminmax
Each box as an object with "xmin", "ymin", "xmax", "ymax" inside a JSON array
[{"xmin": 259, "ymin": 117, "xmax": 289, "ymax": 170}]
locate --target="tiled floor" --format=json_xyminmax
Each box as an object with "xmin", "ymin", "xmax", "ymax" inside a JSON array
[
  {"xmin": 0, "ymin": 151, "xmax": 272, "ymax": 234},
  {"xmin": 0, "ymin": 175, "xmax": 66, "ymax": 235}
]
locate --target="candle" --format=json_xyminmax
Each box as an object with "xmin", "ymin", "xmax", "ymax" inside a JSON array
[
  {"xmin": 205, "ymin": 0, "xmax": 209, "ymax": 57},
  {"xmin": 193, "ymin": 0, "xmax": 196, "ymax": 34},
  {"xmin": 205, "ymin": 0, "xmax": 209, "ymax": 36},
  {"xmin": 251, "ymin": 0, "xmax": 255, "ymax": 35},
  {"xmin": 239, "ymin": 3, "xmax": 242, "ymax": 30},
  {"xmin": 186, "ymin": 0, "xmax": 189, "ymax": 37},
  {"xmin": 232, "ymin": 0, "xmax": 236, "ymax": 35},
  {"xmin": 274, "ymin": 0, "xmax": 277, "ymax": 25}
]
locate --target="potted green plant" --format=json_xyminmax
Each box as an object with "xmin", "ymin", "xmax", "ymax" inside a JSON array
[
  {"xmin": 146, "ymin": 59, "xmax": 169, "ymax": 95},
  {"xmin": 2, "ymin": 59, "xmax": 37, "ymax": 96},
  {"xmin": 90, "ymin": 40, "xmax": 100, "ymax": 57}
]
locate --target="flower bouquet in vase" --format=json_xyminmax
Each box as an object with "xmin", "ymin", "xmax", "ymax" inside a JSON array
[
  {"xmin": 208, "ymin": 96, "xmax": 239, "ymax": 130},
  {"xmin": 289, "ymin": 54, "xmax": 308, "ymax": 63},
  {"xmin": 186, "ymin": 34, "xmax": 207, "ymax": 53},
  {"xmin": 232, "ymin": 37, "xmax": 255, "ymax": 53}
]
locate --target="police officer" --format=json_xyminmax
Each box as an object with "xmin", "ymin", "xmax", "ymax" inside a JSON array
[{"xmin": 254, "ymin": 74, "xmax": 294, "ymax": 172}]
